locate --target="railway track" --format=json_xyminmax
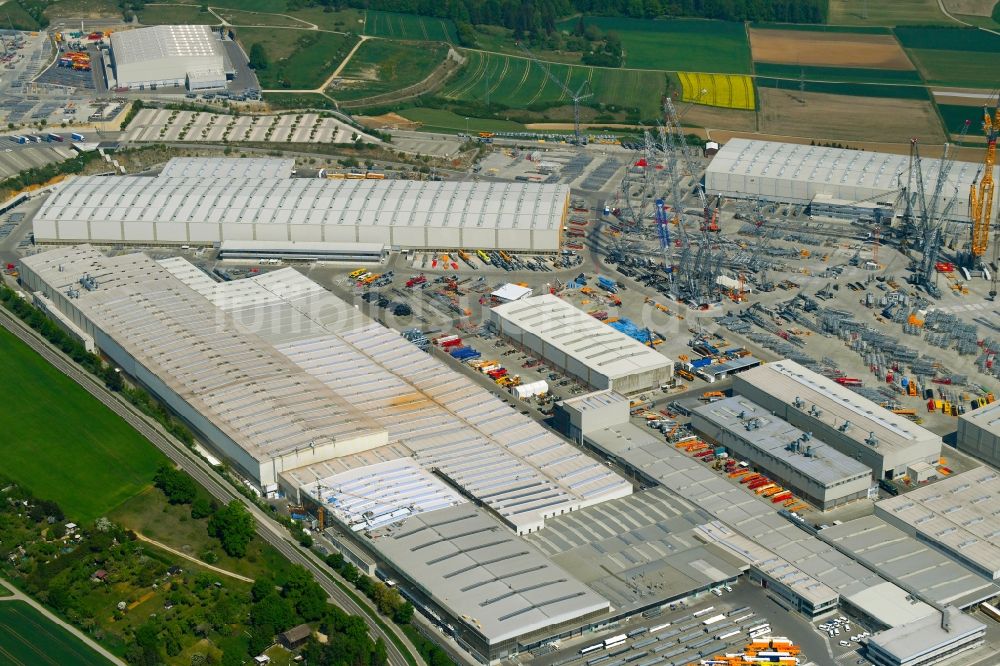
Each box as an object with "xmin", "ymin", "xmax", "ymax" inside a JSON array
[{"xmin": 0, "ymin": 306, "xmax": 419, "ymax": 666}]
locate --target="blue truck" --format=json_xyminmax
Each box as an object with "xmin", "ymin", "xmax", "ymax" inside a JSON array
[
  {"xmin": 70, "ymin": 132, "xmax": 85, "ymax": 141},
  {"xmin": 597, "ymin": 276, "xmax": 618, "ymax": 293}
]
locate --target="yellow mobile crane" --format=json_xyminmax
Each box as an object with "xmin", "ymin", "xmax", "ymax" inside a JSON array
[{"xmin": 970, "ymin": 105, "xmax": 999, "ymax": 262}]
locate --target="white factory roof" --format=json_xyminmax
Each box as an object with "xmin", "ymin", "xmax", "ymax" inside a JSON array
[
  {"xmin": 693, "ymin": 396, "xmax": 872, "ymax": 486},
  {"xmin": 20, "ymin": 246, "xmax": 387, "ymax": 465},
  {"xmin": 160, "ymin": 157, "xmax": 294, "ymax": 180},
  {"xmin": 369, "ymin": 505, "xmax": 610, "ymax": 644},
  {"xmin": 876, "ymin": 466, "xmax": 1000, "ymax": 578},
  {"xmin": 111, "ymin": 25, "xmax": 224, "ymax": 67},
  {"xmin": 707, "ymin": 137, "xmax": 990, "ymax": 205},
  {"xmin": 492, "ymin": 283, "xmax": 533, "ymax": 302},
  {"xmin": 491, "ymin": 294, "xmax": 673, "ymax": 380},
  {"xmin": 160, "ymin": 261, "xmax": 633, "ymax": 533},
  {"xmin": 960, "ymin": 400, "xmax": 1000, "ymax": 432},
  {"xmin": 34, "ymin": 171, "xmax": 568, "ymax": 233},
  {"xmin": 736, "ymin": 360, "xmax": 941, "ymax": 455},
  {"xmin": 299, "ymin": 458, "xmax": 467, "ymax": 532}
]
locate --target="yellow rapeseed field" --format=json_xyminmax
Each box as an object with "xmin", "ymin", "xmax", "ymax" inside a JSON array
[{"xmin": 678, "ymin": 72, "xmax": 755, "ymax": 110}]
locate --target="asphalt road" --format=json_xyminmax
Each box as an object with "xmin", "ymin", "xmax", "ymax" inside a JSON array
[{"xmin": 0, "ymin": 304, "xmax": 420, "ymax": 666}]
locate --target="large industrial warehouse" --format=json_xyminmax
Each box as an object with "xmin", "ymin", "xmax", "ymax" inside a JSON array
[
  {"xmin": 108, "ymin": 25, "xmax": 233, "ymax": 91},
  {"xmin": 691, "ymin": 396, "xmax": 872, "ymax": 510},
  {"xmin": 32, "ymin": 158, "xmax": 569, "ymax": 252},
  {"xmin": 488, "ymin": 294, "xmax": 674, "ymax": 394},
  {"xmin": 732, "ymin": 360, "xmax": 942, "ymax": 480},
  {"xmin": 705, "ymin": 138, "xmax": 998, "ymax": 223}
]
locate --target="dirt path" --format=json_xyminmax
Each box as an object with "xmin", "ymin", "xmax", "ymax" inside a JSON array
[
  {"xmin": 261, "ymin": 35, "xmax": 370, "ymax": 94},
  {"xmin": 0, "ymin": 577, "xmax": 127, "ymax": 665},
  {"xmin": 134, "ymin": 533, "xmax": 255, "ymax": 583}
]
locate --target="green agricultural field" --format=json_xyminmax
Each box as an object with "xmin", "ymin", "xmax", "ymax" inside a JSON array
[
  {"xmin": 828, "ymin": 0, "xmax": 954, "ymax": 25},
  {"xmin": 289, "ymin": 6, "xmax": 366, "ymax": 32},
  {"xmin": 137, "ymin": 4, "xmax": 217, "ymax": 25},
  {"xmin": 906, "ymin": 49, "xmax": 999, "ymax": 87},
  {"xmin": 936, "ymin": 103, "xmax": 990, "ymax": 133},
  {"xmin": 334, "ymin": 40, "xmax": 446, "ymax": 100},
  {"xmin": 749, "ymin": 22, "xmax": 890, "ymax": 33},
  {"xmin": 755, "ymin": 77, "xmax": 931, "ymax": 99},
  {"xmin": 0, "ymin": 326, "xmax": 164, "ymax": 522},
  {"xmin": 441, "ymin": 51, "xmax": 667, "ymax": 119},
  {"xmin": 235, "ymin": 28, "xmax": 357, "ymax": 89},
  {"xmin": 395, "ymin": 107, "xmax": 527, "ymax": 133},
  {"xmin": 364, "ymin": 10, "xmax": 457, "ymax": 42},
  {"xmin": 43, "ymin": 0, "xmax": 119, "ymax": 20},
  {"xmin": 556, "ymin": 17, "xmax": 751, "ymax": 73},
  {"xmin": 213, "ymin": 8, "xmax": 312, "ymax": 27},
  {"xmin": 162, "ymin": 0, "xmax": 286, "ymax": 10},
  {"xmin": 753, "ymin": 63, "xmax": 924, "ymax": 84},
  {"xmin": 894, "ymin": 26, "xmax": 1000, "ymax": 51},
  {"xmin": 0, "ymin": 602, "xmax": 110, "ymax": 666}
]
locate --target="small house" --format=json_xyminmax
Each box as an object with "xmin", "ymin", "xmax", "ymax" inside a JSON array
[
  {"xmin": 93, "ymin": 569, "xmax": 108, "ymax": 582},
  {"xmin": 278, "ymin": 624, "xmax": 312, "ymax": 650}
]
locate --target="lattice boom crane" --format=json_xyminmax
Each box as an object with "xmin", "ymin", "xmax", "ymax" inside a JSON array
[{"xmin": 970, "ymin": 106, "xmax": 1000, "ymax": 259}]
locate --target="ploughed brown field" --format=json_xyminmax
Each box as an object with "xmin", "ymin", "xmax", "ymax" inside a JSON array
[
  {"xmin": 757, "ymin": 88, "xmax": 945, "ymax": 143},
  {"xmin": 749, "ymin": 29, "xmax": 915, "ymax": 69}
]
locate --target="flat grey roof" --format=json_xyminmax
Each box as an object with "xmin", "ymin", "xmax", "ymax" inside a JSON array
[
  {"xmin": 370, "ymin": 505, "xmax": 609, "ymax": 644},
  {"xmin": 867, "ymin": 609, "xmax": 985, "ymax": 661},
  {"xmin": 111, "ymin": 25, "xmax": 223, "ymax": 66},
  {"xmin": 735, "ymin": 360, "xmax": 941, "ymax": 455},
  {"xmin": 693, "ymin": 396, "xmax": 872, "ymax": 486},
  {"xmin": 876, "ymin": 466, "xmax": 1000, "ymax": 577},
  {"xmin": 584, "ymin": 420, "xmax": 935, "ymax": 623},
  {"xmin": 526, "ymin": 487, "xmax": 744, "ymax": 612},
  {"xmin": 819, "ymin": 515, "xmax": 999, "ymax": 609},
  {"xmin": 492, "ymin": 294, "xmax": 673, "ymax": 381}
]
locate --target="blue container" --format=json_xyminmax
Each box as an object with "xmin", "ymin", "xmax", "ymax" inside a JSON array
[{"xmin": 691, "ymin": 358, "xmax": 712, "ymax": 368}]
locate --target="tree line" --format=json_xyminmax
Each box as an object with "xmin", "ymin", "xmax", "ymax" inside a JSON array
[{"xmin": 333, "ymin": 0, "xmax": 826, "ymax": 35}]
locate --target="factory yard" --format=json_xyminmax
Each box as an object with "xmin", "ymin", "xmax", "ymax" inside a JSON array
[
  {"xmin": 758, "ymin": 89, "xmax": 946, "ymax": 142},
  {"xmin": 748, "ymin": 28, "xmax": 916, "ymax": 69},
  {"xmin": 3, "ymin": 2, "xmax": 1000, "ymax": 665}
]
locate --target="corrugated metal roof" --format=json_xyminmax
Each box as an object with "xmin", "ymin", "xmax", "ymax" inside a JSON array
[
  {"xmin": 370, "ymin": 505, "xmax": 610, "ymax": 644},
  {"xmin": 160, "ymin": 263, "xmax": 633, "ymax": 533},
  {"xmin": 35, "ymin": 173, "xmax": 568, "ymax": 232},
  {"xmin": 21, "ymin": 247, "xmax": 387, "ymax": 465},
  {"xmin": 492, "ymin": 294, "xmax": 673, "ymax": 381}
]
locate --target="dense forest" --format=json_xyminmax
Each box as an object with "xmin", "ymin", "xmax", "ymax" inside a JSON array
[{"xmin": 339, "ymin": 0, "xmax": 827, "ymax": 33}]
